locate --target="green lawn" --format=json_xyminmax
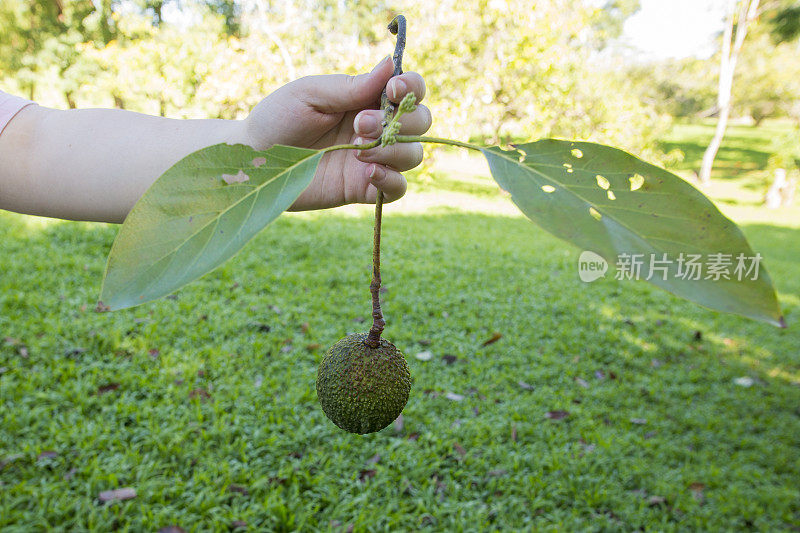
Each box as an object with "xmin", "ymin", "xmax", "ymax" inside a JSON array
[{"xmin": 2, "ymin": 124, "xmax": 799, "ymax": 531}]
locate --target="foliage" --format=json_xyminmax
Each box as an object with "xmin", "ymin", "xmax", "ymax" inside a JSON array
[{"xmin": 0, "ymin": 0, "xmax": 668, "ymax": 155}]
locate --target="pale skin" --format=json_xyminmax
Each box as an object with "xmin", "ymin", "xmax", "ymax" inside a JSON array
[{"xmin": 0, "ymin": 56, "xmax": 431, "ymax": 223}]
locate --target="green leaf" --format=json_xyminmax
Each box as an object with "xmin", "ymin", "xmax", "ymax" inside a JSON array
[
  {"xmin": 100, "ymin": 143, "xmax": 323, "ymax": 310},
  {"xmin": 482, "ymin": 140, "xmax": 784, "ymax": 327}
]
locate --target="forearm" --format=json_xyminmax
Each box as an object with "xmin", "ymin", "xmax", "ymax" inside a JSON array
[{"xmin": 0, "ymin": 105, "xmax": 250, "ymax": 223}]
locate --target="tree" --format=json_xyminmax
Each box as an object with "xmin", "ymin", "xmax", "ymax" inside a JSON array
[{"xmin": 699, "ymin": 0, "xmax": 760, "ymax": 184}]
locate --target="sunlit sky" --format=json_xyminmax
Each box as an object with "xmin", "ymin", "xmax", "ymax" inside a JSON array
[{"xmin": 622, "ymin": 0, "xmax": 729, "ymax": 59}]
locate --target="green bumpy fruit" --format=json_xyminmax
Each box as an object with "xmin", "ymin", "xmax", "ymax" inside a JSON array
[{"xmin": 316, "ymin": 333, "xmax": 411, "ymax": 434}]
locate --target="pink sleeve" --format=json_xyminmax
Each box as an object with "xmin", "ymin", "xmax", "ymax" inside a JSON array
[{"xmin": 0, "ymin": 91, "xmax": 35, "ymax": 136}]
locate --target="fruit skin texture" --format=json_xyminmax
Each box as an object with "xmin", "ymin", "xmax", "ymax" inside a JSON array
[{"xmin": 316, "ymin": 333, "xmax": 411, "ymax": 434}]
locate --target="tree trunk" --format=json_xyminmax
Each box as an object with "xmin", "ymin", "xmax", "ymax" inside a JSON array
[{"xmin": 699, "ymin": 0, "xmax": 760, "ymax": 184}]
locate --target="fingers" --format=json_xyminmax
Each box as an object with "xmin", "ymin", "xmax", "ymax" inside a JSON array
[
  {"xmin": 386, "ymin": 72, "xmax": 426, "ymax": 104},
  {"xmin": 296, "ymin": 56, "xmax": 394, "ymax": 113},
  {"xmin": 354, "ymin": 105, "xmax": 432, "ymax": 137},
  {"xmin": 354, "ymin": 137, "xmax": 423, "ymax": 172},
  {"xmin": 364, "ymin": 164, "xmax": 407, "ymax": 203}
]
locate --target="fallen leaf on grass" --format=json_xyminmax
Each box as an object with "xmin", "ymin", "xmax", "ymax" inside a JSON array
[
  {"xmin": 511, "ymin": 425, "xmax": 517, "ymax": 442},
  {"xmin": 358, "ymin": 469, "xmax": 376, "ymax": 482},
  {"xmin": 647, "ymin": 495, "xmax": 666, "ymax": 507},
  {"xmin": 188, "ymin": 388, "xmax": 211, "ymax": 401},
  {"xmin": 630, "ymin": 418, "xmax": 647, "ymax": 425},
  {"xmin": 230, "ymin": 521, "xmax": 248, "ymax": 530},
  {"xmin": 487, "ymin": 469, "xmax": 507, "ymax": 477},
  {"xmin": 481, "ymin": 332, "xmax": 502, "ymax": 346},
  {"xmin": 415, "ymin": 351, "xmax": 433, "ymax": 361},
  {"xmin": 445, "ymin": 392, "xmax": 465, "ymax": 401},
  {"xmin": 95, "ymin": 301, "xmax": 110, "ymax": 313},
  {"xmin": 734, "ymin": 377, "xmax": 754, "ymax": 387},
  {"xmin": 97, "ymin": 383, "xmax": 120, "ymax": 395},
  {"xmin": 575, "ymin": 377, "xmax": 590, "ymax": 388},
  {"xmin": 517, "ymin": 380, "xmax": 534, "ymax": 391},
  {"xmin": 306, "ymin": 343, "xmax": 321, "ymax": 351},
  {"xmin": 228, "ymin": 484, "xmax": 249, "ymax": 496},
  {"xmin": 545, "ymin": 410, "xmax": 570, "ymax": 420},
  {"xmin": 453, "ymin": 442, "xmax": 467, "ymax": 457},
  {"xmin": 37, "ymin": 451, "xmax": 58, "ymax": 461},
  {"xmin": 18, "ymin": 347, "xmax": 28, "ymax": 358},
  {"xmin": 98, "ymin": 487, "xmax": 136, "ymax": 503},
  {"xmin": 689, "ymin": 482, "xmax": 706, "ymax": 502},
  {"xmin": 407, "ymin": 433, "xmax": 420, "ymax": 441}
]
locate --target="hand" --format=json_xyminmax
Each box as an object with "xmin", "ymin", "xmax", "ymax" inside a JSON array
[{"xmin": 243, "ymin": 56, "xmax": 432, "ymax": 210}]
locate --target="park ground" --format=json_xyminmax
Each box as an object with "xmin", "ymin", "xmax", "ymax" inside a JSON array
[{"xmin": 1, "ymin": 121, "xmax": 799, "ymax": 531}]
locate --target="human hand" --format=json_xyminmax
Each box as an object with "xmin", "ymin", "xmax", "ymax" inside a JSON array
[{"xmin": 242, "ymin": 56, "xmax": 432, "ymax": 210}]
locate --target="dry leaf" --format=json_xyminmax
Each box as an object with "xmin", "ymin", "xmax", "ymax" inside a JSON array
[
  {"xmin": 487, "ymin": 469, "xmax": 507, "ymax": 477},
  {"xmin": 97, "ymin": 383, "xmax": 120, "ymax": 395},
  {"xmin": 630, "ymin": 418, "xmax": 647, "ymax": 425},
  {"xmin": 545, "ymin": 410, "xmax": 570, "ymax": 420},
  {"xmin": 37, "ymin": 451, "xmax": 58, "ymax": 460},
  {"xmin": 575, "ymin": 377, "xmax": 590, "ymax": 388},
  {"xmin": 453, "ymin": 442, "xmax": 467, "ymax": 457},
  {"xmin": 445, "ymin": 392, "xmax": 465, "ymax": 401},
  {"xmin": 734, "ymin": 377, "xmax": 754, "ymax": 387},
  {"xmin": 188, "ymin": 388, "xmax": 211, "ymax": 401},
  {"xmin": 98, "ymin": 487, "xmax": 136, "ymax": 503},
  {"xmin": 228, "ymin": 484, "xmax": 249, "ymax": 496},
  {"xmin": 358, "ymin": 469, "xmax": 377, "ymax": 482},
  {"xmin": 647, "ymin": 495, "xmax": 666, "ymax": 506},
  {"xmin": 481, "ymin": 332, "xmax": 502, "ymax": 346},
  {"xmin": 511, "ymin": 425, "xmax": 518, "ymax": 442},
  {"xmin": 415, "ymin": 351, "xmax": 433, "ymax": 361},
  {"xmin": 517, "ymin": 380, "xmax": 534, "ymax": 391},
  {"xmin": 95, "ymin": 301, "xmax": 110, "ymax": 312}
]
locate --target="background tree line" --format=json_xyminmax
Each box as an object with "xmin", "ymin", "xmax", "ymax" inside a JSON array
[{"xmin": 0, "ymin": 0, "xmax": 798, "ymax": 163}]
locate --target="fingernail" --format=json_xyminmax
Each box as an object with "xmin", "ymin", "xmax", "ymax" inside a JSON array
[
  {"xmin": 390, "ymin": 79, "xmax": 406, "ymax": 100},
  {"xmin": 372, "ymin": 55, "xmax": 391, "ymax": 73},
  {"xmin": 369, "ymin": 164, "xmax": 385, "ymax": 183},
  {"xmin": 355, "ymin": 113, "xmax": 378, "ymax": 135}
]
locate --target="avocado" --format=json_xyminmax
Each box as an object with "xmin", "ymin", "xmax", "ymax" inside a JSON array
[{"xmin": 316, "ymin": 333, "xmax": 411, "ymax": 434}]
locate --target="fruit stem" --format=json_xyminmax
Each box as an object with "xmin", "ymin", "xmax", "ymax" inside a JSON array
[{"xmin": 366, "ymin": 14, "xmax": 406, "ymax": 349}]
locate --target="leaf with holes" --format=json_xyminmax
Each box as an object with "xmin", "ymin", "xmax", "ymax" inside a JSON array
[
  {"xmin": 482, "ymin": 140, "xmax": 784, "ymax": 327},
  {"xmin": 101, "ymin": 143, "xmax": 322, "ymax": 310}
]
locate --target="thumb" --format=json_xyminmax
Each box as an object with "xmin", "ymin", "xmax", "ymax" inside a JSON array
[{"xmin": 299, "ymin": 56, "xmax": 394, "ymax": 113}]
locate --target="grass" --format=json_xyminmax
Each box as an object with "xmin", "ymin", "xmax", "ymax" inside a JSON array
[{"xmin": 2, "ymin": 122, "xmax": 799, "ymax": 531}]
